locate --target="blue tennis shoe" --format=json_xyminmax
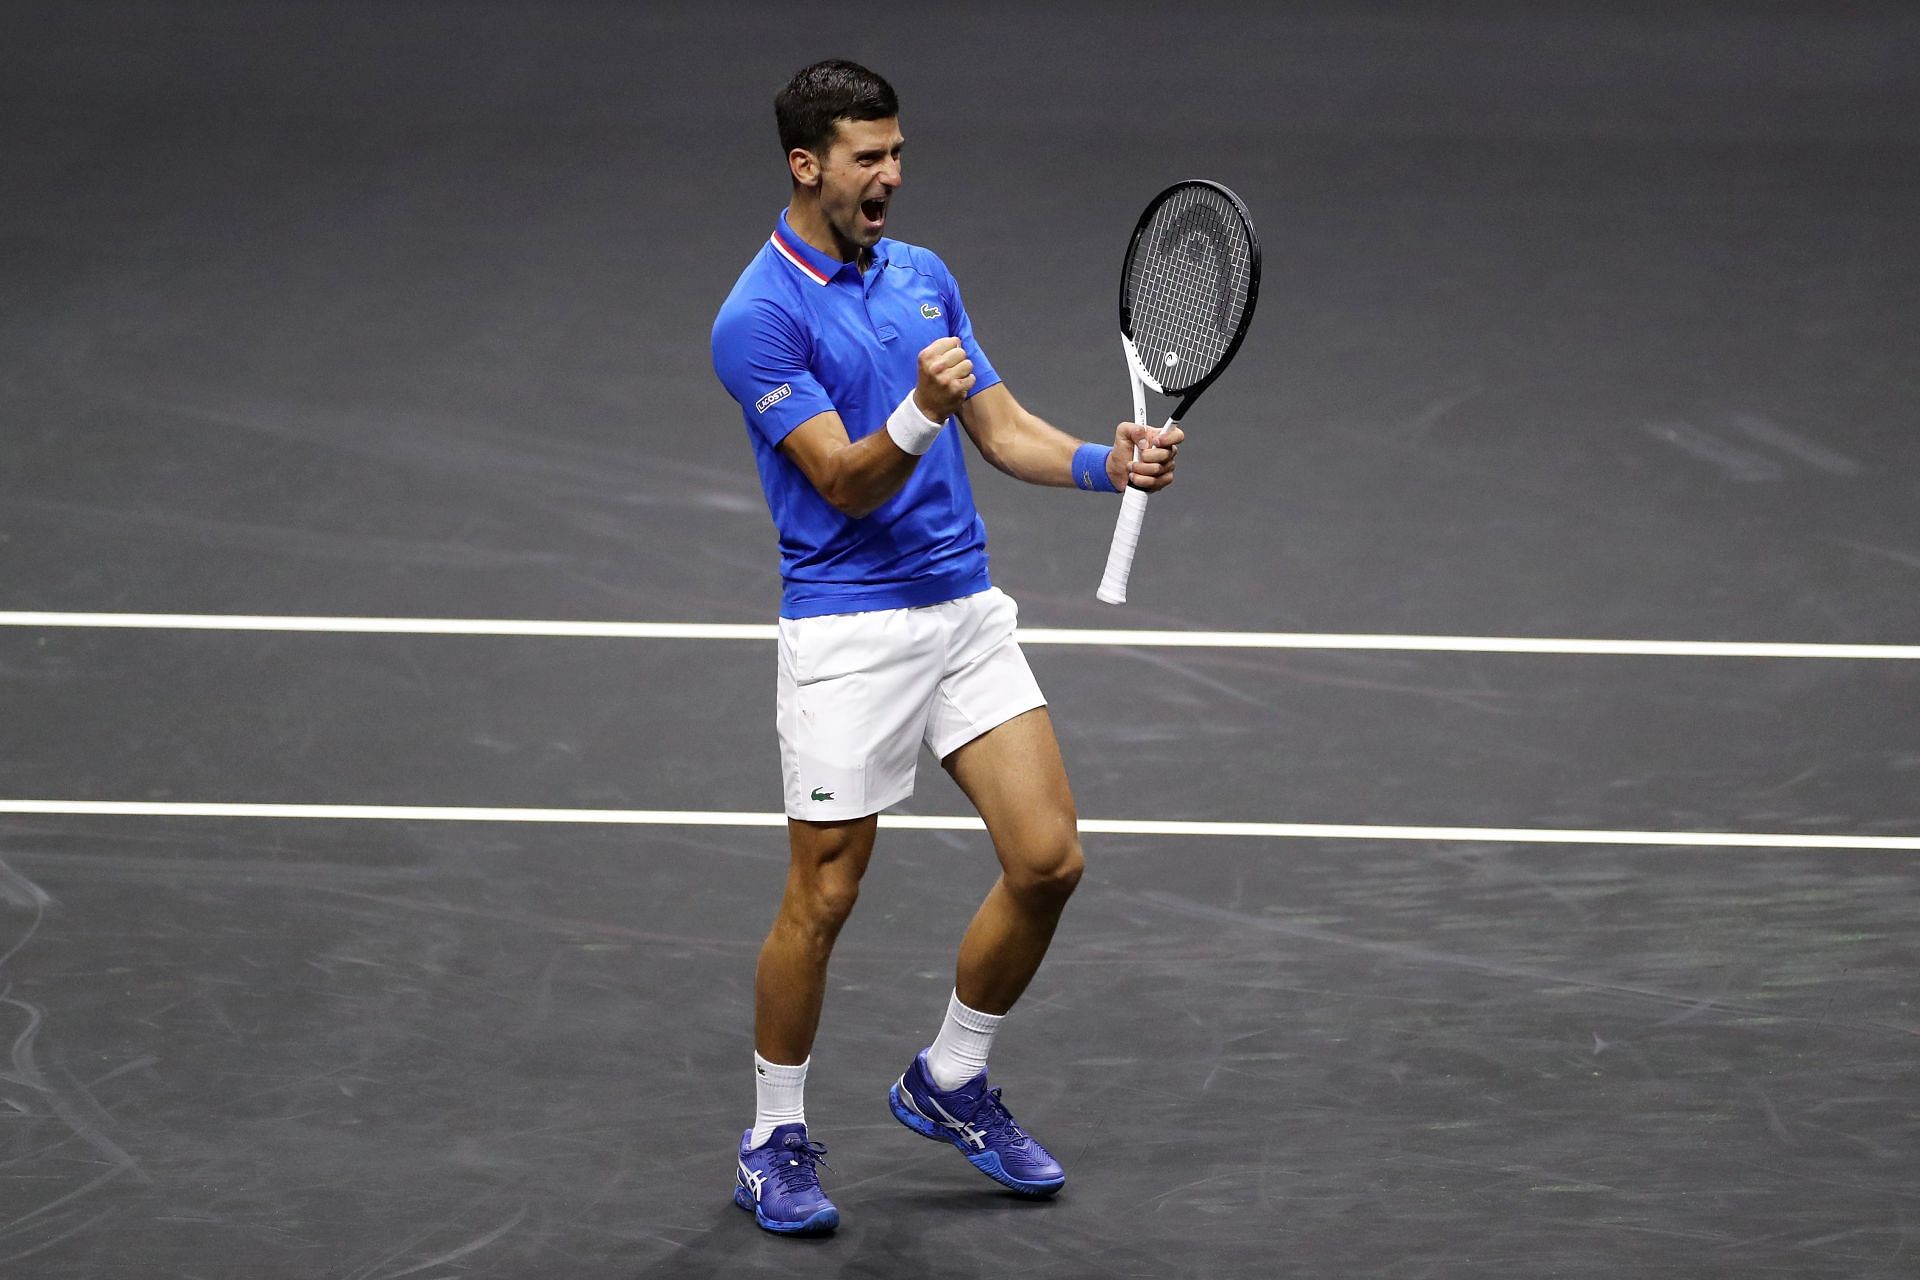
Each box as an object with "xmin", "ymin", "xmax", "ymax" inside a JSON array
[
  {"xmin": 734, "ymin": 1123, "xmax": 839, "ymax": 1235},
  {"xmin": 889, "ymin": 1050, "xmax": 1066, "ymax": 1196}
]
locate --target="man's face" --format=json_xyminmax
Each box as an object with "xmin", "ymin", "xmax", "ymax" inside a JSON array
[{"xmin": 807, "ymin": 116, "xmax": 904, "ymax": 251}]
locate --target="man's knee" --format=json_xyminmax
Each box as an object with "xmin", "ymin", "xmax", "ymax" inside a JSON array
[
  {"xmin": 809, "ymin": 870, "xmax": 862, "ymax": 931},
  {"xmin": 778, "ymin": 868, "xmax": 860, "ymax": 949},
  {"xmin": 1005, "ymin": 828, "xmax": 1084, "ymax": 908},
  {"xmin": 782, "ymin": 819, "xmax": 875, "ymax": 937}
]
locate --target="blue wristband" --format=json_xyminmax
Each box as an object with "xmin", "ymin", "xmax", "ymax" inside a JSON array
[{"xmin": 1073, "ymin": 442, "xmax": 1119, "ymax": 493}]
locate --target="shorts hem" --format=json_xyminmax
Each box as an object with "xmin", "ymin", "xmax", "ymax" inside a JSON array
[
  {"xmin": 928, "ymin": 694, "xmax": 1048, "ymax": 764},
  {"xmin": 783, "ymin": 781, "xmax": 915, "ymax": 824}
]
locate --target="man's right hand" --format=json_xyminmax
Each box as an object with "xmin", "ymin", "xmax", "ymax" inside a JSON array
[{"xmin": 913, "ymin": 337, "xmax": 975, "ymax": 422}]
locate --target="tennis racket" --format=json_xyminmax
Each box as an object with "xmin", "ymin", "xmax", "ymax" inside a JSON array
[{"xmin": 1096, "ymin": 180, "xmax": 1260, "ymax": 604}]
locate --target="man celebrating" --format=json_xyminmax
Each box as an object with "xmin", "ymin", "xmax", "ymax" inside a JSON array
[{"xmin": 711, "ymin": 59, "xmax": 1181, "ymax": 1236}]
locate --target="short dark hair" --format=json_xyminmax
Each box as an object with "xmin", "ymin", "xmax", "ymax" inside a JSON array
[{"xmin": 775, "ymin": 59, "xmax": 899, "ymax": 157}]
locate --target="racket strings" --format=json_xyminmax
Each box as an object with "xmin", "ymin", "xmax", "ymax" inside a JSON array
[{"xmin": 1124, "ymin": 184, "xmax": 1255, "ymax": 393}]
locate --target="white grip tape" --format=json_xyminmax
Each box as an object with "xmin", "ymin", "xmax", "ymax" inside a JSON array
[
  {"xmin": 1096, "ymin": 484, "xmax": 1151, "ymax": 605},
  {"xmin": 1097, "ymin": 337, "xmax": 1160, "ymax": 604},
  {"xmin": 885, "ymin": 393, "xmax": 945, "ymax": 455}
]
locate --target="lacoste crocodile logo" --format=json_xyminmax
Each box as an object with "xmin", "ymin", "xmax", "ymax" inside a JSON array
[
  {"xmin": 811, "ymin": 787, "xmax": 835, "ymax": 802},
  {"xmin": 920, "ymin": 303, "xmax": 941, "ymax": 319}
]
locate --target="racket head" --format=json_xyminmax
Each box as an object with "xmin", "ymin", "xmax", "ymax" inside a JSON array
[{"xmin": 1117, "ymin": 179, "xmax": 1261, "ymax": 405}]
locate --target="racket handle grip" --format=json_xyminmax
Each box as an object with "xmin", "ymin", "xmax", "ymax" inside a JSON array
[{"xmin": 1096, "ymin": 485, "xmax": 1151, "ymax": 605}]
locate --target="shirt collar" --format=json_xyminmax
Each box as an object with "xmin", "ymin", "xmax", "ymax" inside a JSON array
[{"xmin": 772, "ymin": 208, "xmax": 891, "ymax": 286}]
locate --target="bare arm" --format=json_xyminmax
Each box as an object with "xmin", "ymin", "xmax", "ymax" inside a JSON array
[
  {"xmin": 957, "ymin": 382, "xmax": 1182, "ymax": 492},
  {"xmin": 778, "ymin": 409, "xmax": 916, "ymax": 519},
  {"xmin": 779, "ymin": 338, "xmax": 977, "ymax": 519}
]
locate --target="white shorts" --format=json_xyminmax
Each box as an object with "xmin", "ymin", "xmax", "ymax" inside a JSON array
[{"xmin": 776, "ymin": 587, "xmax": 1047, "ymax": 820}]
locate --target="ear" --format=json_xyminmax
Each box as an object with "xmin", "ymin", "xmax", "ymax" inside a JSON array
[{"xmin": 788, "ymin": 147, "xmax": 821, "ymax": 190}]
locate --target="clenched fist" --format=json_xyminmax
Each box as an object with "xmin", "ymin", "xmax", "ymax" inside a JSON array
[
  {"xmin": 912, "ymin": 337, "xmax": 975, "ymax": 422},
  {"xmin": 1108, "ymin": 422, "xmax": 1184, "ymax": 492}
]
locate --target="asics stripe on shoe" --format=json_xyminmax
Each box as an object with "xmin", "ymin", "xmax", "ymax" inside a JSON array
[
  {"xmin": 734, "ymin": 1123, "xmax": 839, "ymax": 1235},
  {"xmin": 888, "ymin": 1049, "xmax": 1065, "ymax": 1197}
]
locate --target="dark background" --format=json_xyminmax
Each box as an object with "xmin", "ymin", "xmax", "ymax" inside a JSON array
[{"xmin": 2, "ymin": 3, "xmax": 1916, "ymax": 1277}]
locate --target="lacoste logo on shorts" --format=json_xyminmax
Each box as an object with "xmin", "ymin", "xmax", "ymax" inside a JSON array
[
  {"xmin": 755, "ymin": 383, "xmax": 792, "ymax": 413},
  {"xmin": 811, "ymin": 787, "xmax": 835, "ymax": 802},
  {"xmin": 920, "ymin": 303, "xmax": 941, "ymax": 319}
]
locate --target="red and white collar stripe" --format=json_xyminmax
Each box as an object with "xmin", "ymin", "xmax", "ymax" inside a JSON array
[{"xmin": 770, "ymin": 230, "xmax": 832, "ymax": 286}]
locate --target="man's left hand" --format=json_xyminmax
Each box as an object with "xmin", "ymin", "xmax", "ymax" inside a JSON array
[{"xmin": 1108, "ymin": 422, "xmax": 1184, "ymax": 492}]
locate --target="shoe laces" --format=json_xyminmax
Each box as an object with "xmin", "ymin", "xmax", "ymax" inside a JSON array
[
  {"xmin": 971, "ymin": 1088, "xmax": 1031, "ymax": 1148},
  {"xmin": 772, "ymin": 1135, "xmax": 831, "ymax": 1194}
]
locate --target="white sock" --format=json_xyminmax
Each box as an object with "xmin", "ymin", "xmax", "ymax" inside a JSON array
[
  {"xmin": 924, "ymin": 990, "xmax": 1004, "ymax": 1091},
  {"xmin": 750, "ymin": 1052, "xmax": 808, "ymax": 1148}
]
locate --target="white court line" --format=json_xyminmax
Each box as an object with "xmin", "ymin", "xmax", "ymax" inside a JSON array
[
  {"xmin": 1, "ymin": 800, "xmax": 1915, "ymax": 850},
  {"xmin": 1, "ymin": 611, "xmax": 1916, "ymax": 659}
]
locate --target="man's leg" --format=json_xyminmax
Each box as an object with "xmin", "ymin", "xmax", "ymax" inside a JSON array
[
  {"xmin": 885, "ymin": 705, "xmax": 1077, "ymax": 1197},
  {"xmin": 743, "ymin": 602, "xmax": 936, "ymax": 1231},
  {"xmin": 755, "ymin": 815, "xmax": 879, "ymax": 1064},
  {"xmin": 942, "ymin": 706, "xmax": 1084, "ymax": 1015},
  {"xmin": 735, "ymin": 815, "xmax": 877, "ymax": 1235}
]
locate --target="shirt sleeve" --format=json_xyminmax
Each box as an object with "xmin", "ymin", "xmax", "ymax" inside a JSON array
[
  {"xmin": 711, "ymin": 297, "xmax": 839, "ymax": 446},
  {"xmin": 939, "ymin": 264, "xmax": 1002, "ymax": 401}
]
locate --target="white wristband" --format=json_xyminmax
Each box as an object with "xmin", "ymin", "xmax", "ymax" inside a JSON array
[{"xmin": 885, "ymin": 393, "xmax": 946, "ymax": 455}]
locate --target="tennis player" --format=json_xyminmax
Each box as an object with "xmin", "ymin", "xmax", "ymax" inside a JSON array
[{"xmin": 711, "ymin": 59, "xmax": 1181, "ymax": 1236}]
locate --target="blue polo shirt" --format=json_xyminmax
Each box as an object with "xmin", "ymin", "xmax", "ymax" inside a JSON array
[{"xmin": 712, "ymin": 209, "xmax": 1001, "ymax": 618}]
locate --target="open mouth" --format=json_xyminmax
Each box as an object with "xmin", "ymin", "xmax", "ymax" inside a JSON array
[{"xmin": 860, "ymin": 198, "xmax": 887, "ymax": 228}]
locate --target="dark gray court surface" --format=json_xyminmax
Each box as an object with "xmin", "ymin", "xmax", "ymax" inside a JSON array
[{"xmin": 4, "ymin": 3, "xmax": 1918, "ymax": 1276}]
